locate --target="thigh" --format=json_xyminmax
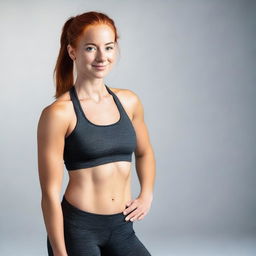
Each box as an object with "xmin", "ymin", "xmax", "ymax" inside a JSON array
[
  {"xmin": 102, "ymin": 221, "xmax": 151, "ymax": 256},
  {"xmin": 47, "ymin": 220, "xmax": 101, "ymax": 256},
  {"xmin": 64, "ymin": 220, "xmax": 101, "ymax": 256}
]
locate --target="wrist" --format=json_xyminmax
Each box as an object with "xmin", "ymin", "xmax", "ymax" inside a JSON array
[
  {"xmin": 53, "ymin": 250, "xmax": 68, "ymax": 256},
  {"xmin": 139, "ymin": 192, "xmax": 153, "ymax": 200}
]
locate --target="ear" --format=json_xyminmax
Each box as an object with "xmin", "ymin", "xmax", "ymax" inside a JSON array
[{"xmin": 67, "ymin": 44, "xmax": 76, "ymax": 61}]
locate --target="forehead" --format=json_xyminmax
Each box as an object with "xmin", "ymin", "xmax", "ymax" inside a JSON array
[{"xmin": 79, "ymin": 24, "xmax": 115, "ymax": 43}]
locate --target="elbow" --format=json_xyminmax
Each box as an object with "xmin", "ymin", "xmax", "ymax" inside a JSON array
[
  {"xmin": 135, "ymin": 146, "xmax": 154, "ymax": 159},
  {"xmin": 41, "ymin": 195, "xmax": 61, "ymax": 212},
  {"xmin": 41, "ymin": 189, "xmax": 61, "ymax": 203}
]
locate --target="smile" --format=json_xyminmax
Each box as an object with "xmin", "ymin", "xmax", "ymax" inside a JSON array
[{"xmin": 92, "ymin": 65, "xmax": 107, "ymax": 70}]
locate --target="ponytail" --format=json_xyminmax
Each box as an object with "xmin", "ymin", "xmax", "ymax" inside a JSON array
[{"xmin": 53, "ymin": 17, "xmax": 75, "ymax": 99}]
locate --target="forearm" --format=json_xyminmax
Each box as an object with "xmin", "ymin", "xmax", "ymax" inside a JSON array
[
  {"xmin": 135, "ymin": 147, "xmax": 156, "ymax": 199},
  {"xmin": 41, "ymin": 195, "xmax": 68, "ymax": 256}
]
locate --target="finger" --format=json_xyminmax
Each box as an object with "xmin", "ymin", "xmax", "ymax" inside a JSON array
[
  {"xmin": 130, "ymin": 211, "xmax": 144, "ymax": 222},
  {"xmin": 125, "ymin": 213, "xmax": 134, "ymax": 221},
  {"xmin": 123, "ymin": 201, "xmax": 133, "ymax": 214},
  {"xmin": 125, "ymin": 200, "xmax": 133, "ymax": 207},
  {"xmin": 125, "ymin": 209, "xmax": 140, "ymax": 221},
  {"xmin": 130, "ymin": 215, "xmax": 139, "ymax": 222},
  {"xmin": 124, "ymin": 204, "xmax": 138, "ymax": 215},
  {"xmin": 123, "ymin": 207, "xmax": 135, "ymax": 215},
  {"xmin": 137, "ymin": 213, "xmax": 145, "ymax": 221}
]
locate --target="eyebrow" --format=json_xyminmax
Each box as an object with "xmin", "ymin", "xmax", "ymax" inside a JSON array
[{"xmin": 84, "ymin": 42, "xmax": 114, "ymax": 46}]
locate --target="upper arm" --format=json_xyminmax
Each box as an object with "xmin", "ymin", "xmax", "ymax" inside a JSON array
[
  {"xmin": 37, "ymin": 103, "xmax": 68, "ymax": 199},
  {"xmin": 128, "ymin": 90, "xmax": 152, "ymax": 158}
]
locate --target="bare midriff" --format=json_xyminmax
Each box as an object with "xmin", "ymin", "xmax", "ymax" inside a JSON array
[{"xmin": 64, "ymin": 161, "xmax": 132, "ymax": 215}]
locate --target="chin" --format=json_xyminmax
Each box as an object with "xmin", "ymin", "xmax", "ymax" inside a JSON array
[
  {"xmin": 91, "ymin": 73, "xmax": 108, "ymax": 78},
  {"xmin": 92, "ymin": 69, "xmax": 110, "ymax": 76}
]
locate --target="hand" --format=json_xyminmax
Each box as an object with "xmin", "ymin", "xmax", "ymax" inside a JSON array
[{"xmin": 123, "ymin": 194, "xmax": 153, "ymax": 222}]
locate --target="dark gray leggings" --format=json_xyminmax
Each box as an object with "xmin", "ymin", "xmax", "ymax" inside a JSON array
[{"xmin": 47, "ymin": 195, "xmax": 151, "ymax": 256}]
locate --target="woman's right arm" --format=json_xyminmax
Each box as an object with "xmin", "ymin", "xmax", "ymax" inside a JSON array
[{"xmin": 37, "ymin": 103, "xmax": 69, "ymax": 256}]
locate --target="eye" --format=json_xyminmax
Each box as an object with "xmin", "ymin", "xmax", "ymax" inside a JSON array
[
  {"xmin": 85, "ymin": 46, "xmax": 96, "ymax": 52},
  {"xmin": 106, "ymin": 46, "xmax": 114, "ymax": 50}
]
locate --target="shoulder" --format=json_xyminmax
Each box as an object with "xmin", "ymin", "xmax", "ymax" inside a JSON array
[
  {"xmin": 109, "ymin": 86, "xmax": 138, "ymax": 100},
  {"xmin": 40, "ymin": 93, "xmax": 69, "ymax": 120},
  {"xmin": 37, "ymin": 91, "xmax": 71, "ymax": 135},
  {"xmin": 108, "ymin": 86, "xmax": 143, "ymax": 120}
]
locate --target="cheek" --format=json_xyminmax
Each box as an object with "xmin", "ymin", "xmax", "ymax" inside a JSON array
[
  {"xmin": 107, "ymin": 53, "xmax": 116, "ymax": 63},
  {"xmin": 84, "ymin": 55, "xmax": 95, "ymax": 63},
  {"xmin": 78, "ymin": 51, "xmax": 94, "ymax": 63}
]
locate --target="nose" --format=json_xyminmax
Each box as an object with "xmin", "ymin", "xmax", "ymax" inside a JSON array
[{"xmin": 95, "ymin": 48, "xmax": 107, "ymax": 62}]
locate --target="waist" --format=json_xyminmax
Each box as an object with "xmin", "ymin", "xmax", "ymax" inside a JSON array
[
  {"xmin": 64, "ymin": 164, "xmax": 132, "ymax": 214},
  {"xmin": 61, "ymin": 195, "xmax": 134, "ymax": 229}
]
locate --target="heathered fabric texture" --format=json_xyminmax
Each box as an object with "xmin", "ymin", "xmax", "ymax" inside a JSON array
[
  {"xmin": 47, "ymin": 195, "xmax": 151, "ymax": 256},
  {"xmin": 63, "ymin": 85, "xmax": 137, "ymax": 171}
]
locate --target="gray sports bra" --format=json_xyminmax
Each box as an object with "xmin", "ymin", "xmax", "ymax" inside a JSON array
[{"xmin": 63, "ymin": 85, "xmax": 137, "ymax": 171}]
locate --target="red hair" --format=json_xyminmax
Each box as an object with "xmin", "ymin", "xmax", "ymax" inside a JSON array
[{"xmin": 53, "ymin": 11, "xmax": 120, "ymax": 99}]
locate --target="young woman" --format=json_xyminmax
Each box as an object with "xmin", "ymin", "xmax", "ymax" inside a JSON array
[{"xmin": 37, "ymin": 11, "xmax": 156, "ymax": 256}]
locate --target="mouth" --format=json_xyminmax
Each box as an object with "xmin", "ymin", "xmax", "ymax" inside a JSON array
[{"xmin": 92, "ymin": 65, "xmax": 107, "ymax": 70}]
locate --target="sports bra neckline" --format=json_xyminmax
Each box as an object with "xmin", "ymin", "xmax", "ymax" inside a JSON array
[{"xmin": 72, "ymin": 84, "xmax": 123, "ymax": 127}]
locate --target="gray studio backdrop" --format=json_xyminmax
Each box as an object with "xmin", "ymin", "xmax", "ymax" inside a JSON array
[{"xmin": 1, "ymin": 0, "xmax": 255, "ymax": 255}]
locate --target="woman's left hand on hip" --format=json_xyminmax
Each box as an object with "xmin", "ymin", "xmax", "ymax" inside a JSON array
[{"xmin": 123, "ymin": 194, "xmax": 153, "ymax": 222}]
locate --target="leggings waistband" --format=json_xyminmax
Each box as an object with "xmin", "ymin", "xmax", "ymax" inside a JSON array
[{"xmin": 61, "ymin": 195, "xmax": 128, "ymax": 228}]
